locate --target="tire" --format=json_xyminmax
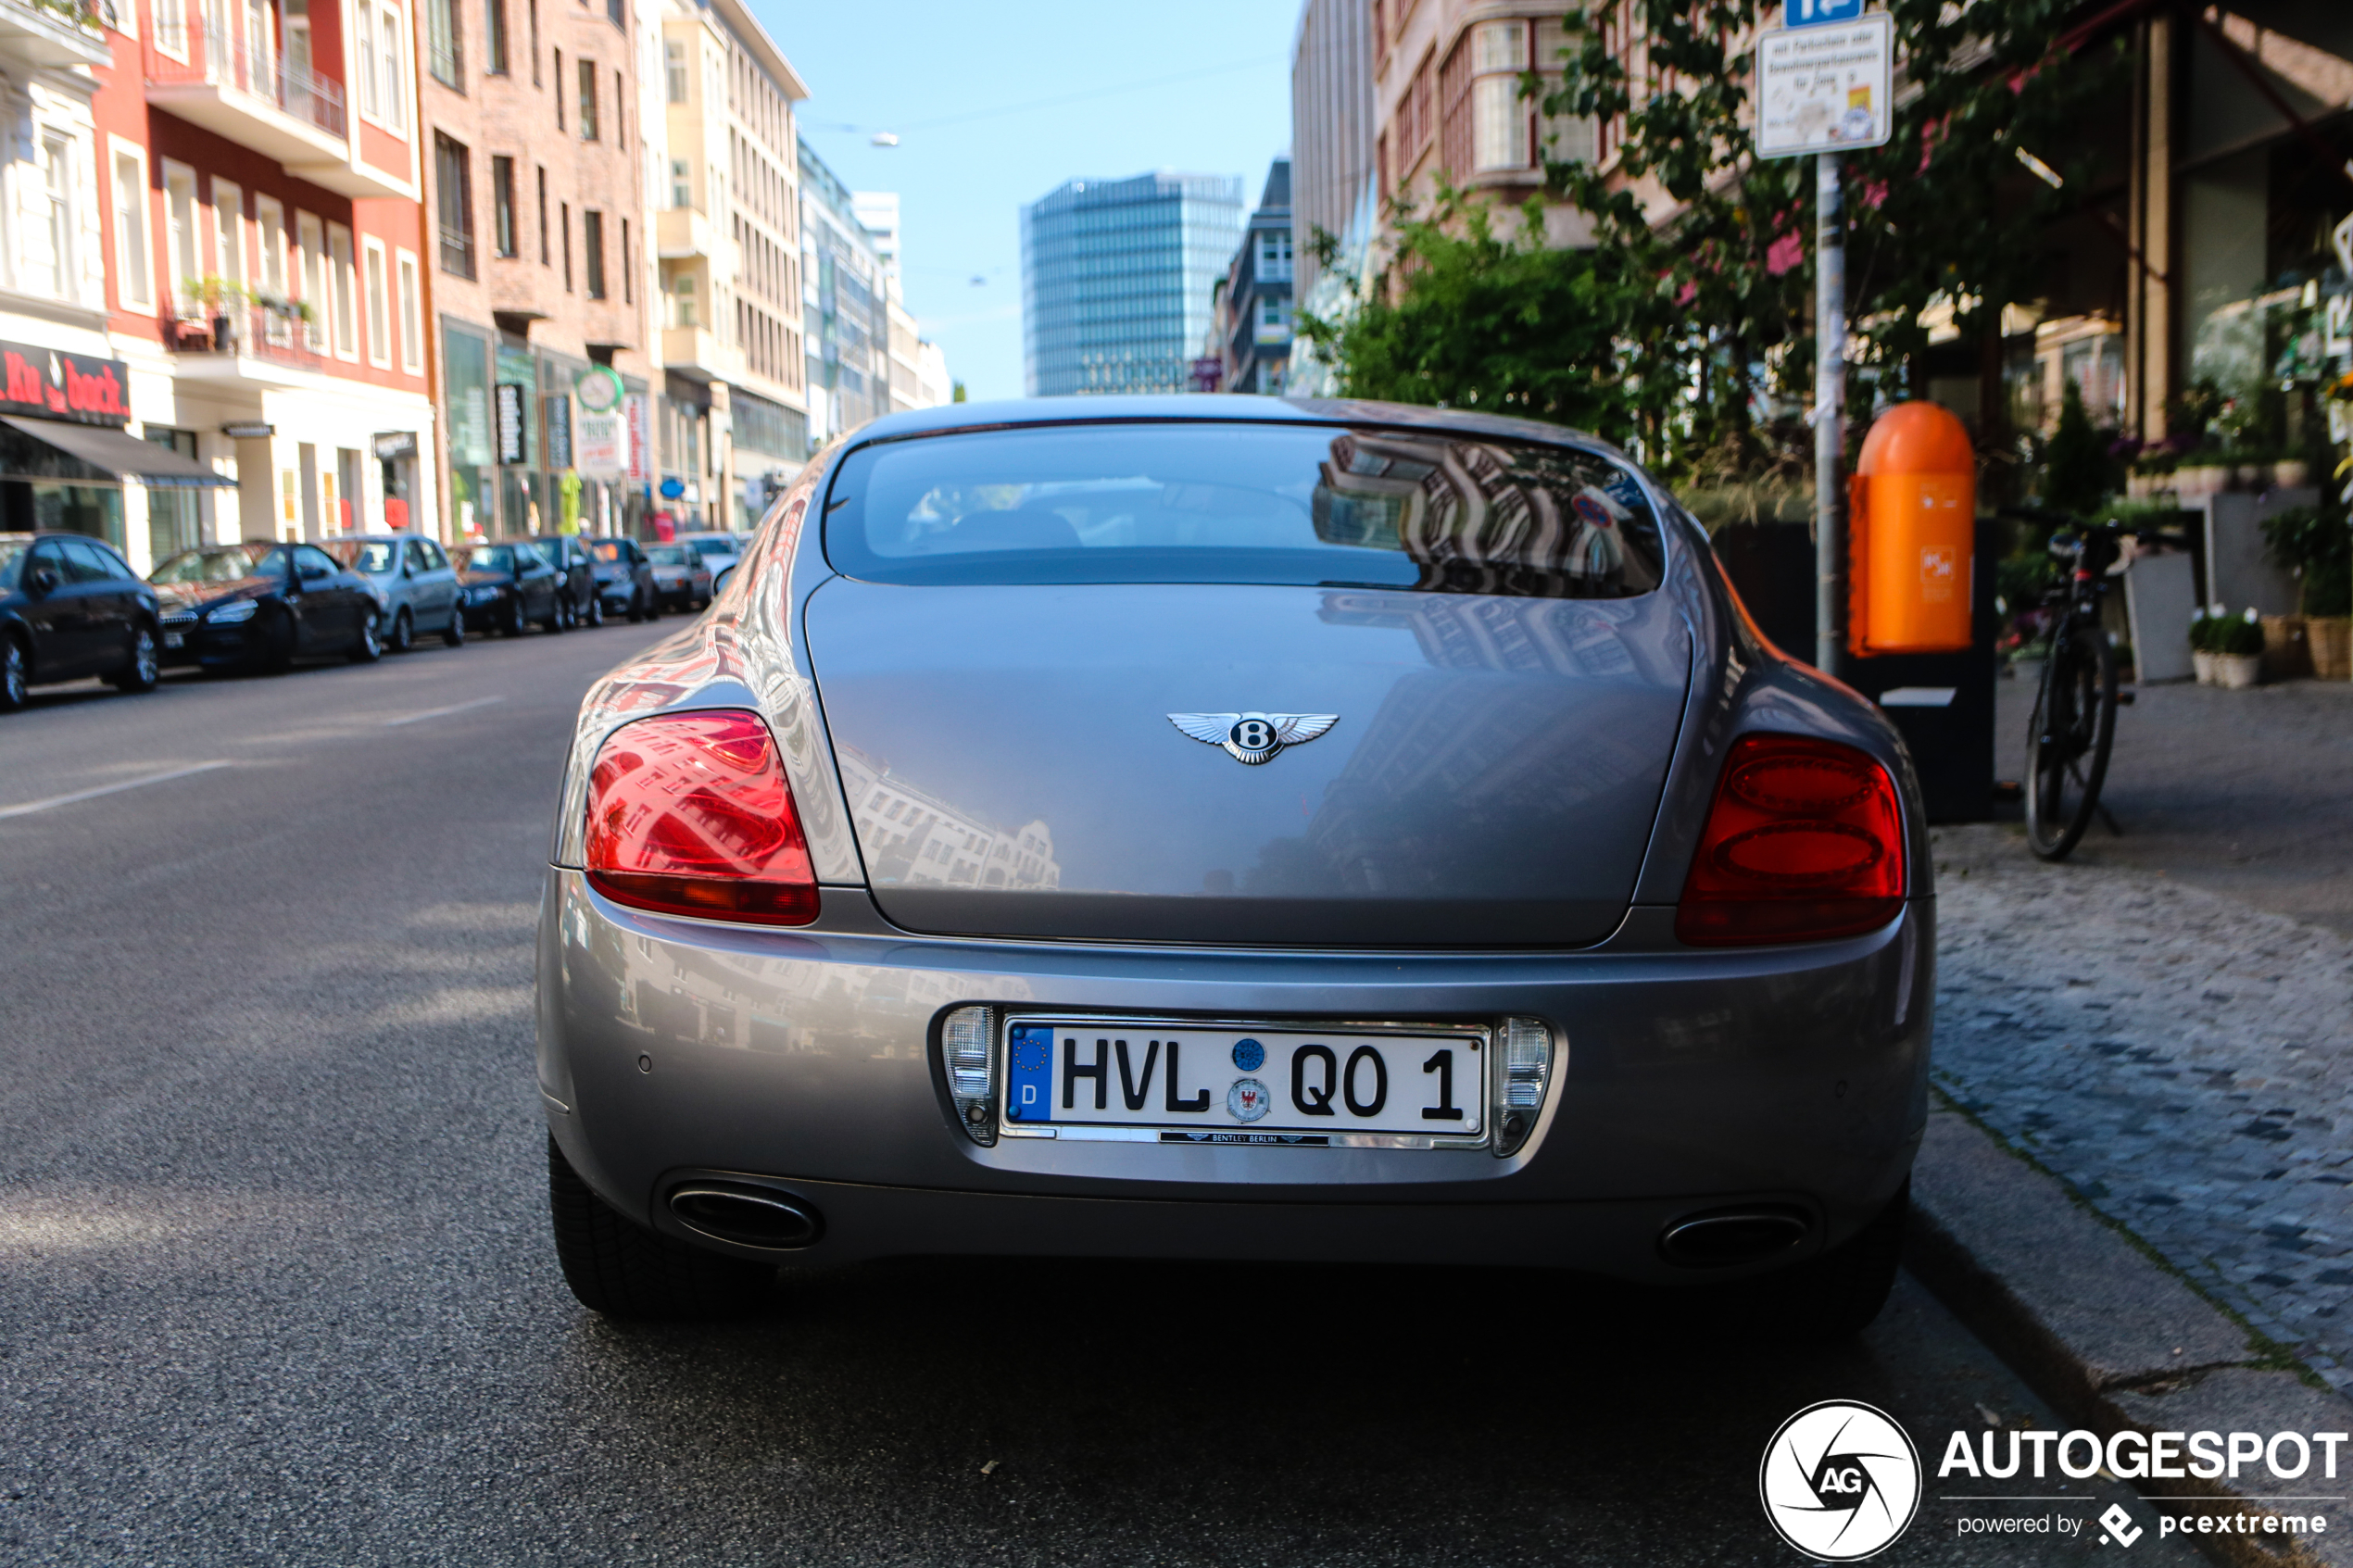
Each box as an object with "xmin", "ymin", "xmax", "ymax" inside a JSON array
[
  {"xmin": 584, "ymin": 592, "xmax": 604, "ymax": 629},
  {"xmin": 547, "ymin": 1136, "xmax": 771, "ymax": 1320},
  {"xmin": 543, "ymin": 596, "xmax": 568, "ymax": 634},
  {"xmin": 388, "ymin": 608, "xmax": 414, "ymax": 654},
  {"xmin": 108, "ymin": 622, "xmax": 160, "ymax": 693},
  {"xmin": 626, "ymin": 587, "xmax": 645, "ymax": 624},
  {"xmin": 1743, "ymin": 1179, "xmax": 1908, "ymax": 1340},
  {"xmin": 1, "ymin": 633, "xmax": 29, "ymax": 711},
  {"xmin": 500, "ymin": 595, "xmax": 526, "ymax": 638},
  {"xmin": 2025, "ymin": 621, "xmax": 2116, "ymax": 862},
  {"xmin": 443, "ymin": 605, "xmax": 467, "ymax": 647},
  {"xmin": 350, "ymin": 607, "xmax": 384, "ymax": 663}
]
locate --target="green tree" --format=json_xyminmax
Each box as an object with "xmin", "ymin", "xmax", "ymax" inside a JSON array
[
  {"xmin": 1298, "ymin": 188, "xmax": 1642, "ymax": 440},
  {"xmin": 1540, "ymin": 0, "xmax": 2120, "ymax": 466},
  {"xmin": 2040, "ymin": 378, "xmax": 2110, "ymax": 516}
]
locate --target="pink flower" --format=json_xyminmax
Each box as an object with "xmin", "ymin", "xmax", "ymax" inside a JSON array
[
  {"xmin": 1677, "ymin": 280, "xmax": 1699, "ymax": 306},
  {"xmin": 1766, "ymin": 231, "xmax": 1805, "ymax": 275}
]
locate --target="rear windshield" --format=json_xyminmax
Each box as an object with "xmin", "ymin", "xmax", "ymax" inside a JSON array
[
  {"xmin": 458, "ymin": 546, "xmax": 514, "ymax": 572},
  {"xmin": 342, "ymin": 542, "xmax": 398, "ymax": 573},
  {"xmin": 645, "ymin": 546, "xmax": 691, "ymax": 566},
  {"xmin": 822, "ymin": 422, "xmax": 1666, "ymax": 597},
  {"xmin": 587, "ymin": 540, "xmax": 630, "ymax": 562}
]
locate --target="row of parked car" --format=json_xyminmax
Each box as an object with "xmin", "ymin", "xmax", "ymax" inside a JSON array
[{"xmin": 0, "ymin": 527, "xmax": 748, "ymax": 711}]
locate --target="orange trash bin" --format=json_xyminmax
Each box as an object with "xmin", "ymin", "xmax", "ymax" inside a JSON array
[{"xmin": 1847, "ymin": 401, "xmax": 1977, "ymax": 657}]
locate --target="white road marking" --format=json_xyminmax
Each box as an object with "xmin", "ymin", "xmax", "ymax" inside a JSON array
[
  {"xmin": 0, "ymin": 760, "xmax": 233, "ymax": 820},
  {"xmin": 382, "ymin": 696, "xmax": 505, "ymax": 728}
]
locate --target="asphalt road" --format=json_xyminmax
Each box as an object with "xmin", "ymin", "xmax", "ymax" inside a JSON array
[{"xmin": 0, "ymin": 625, "xmax": 2199, "ymax": 1567}]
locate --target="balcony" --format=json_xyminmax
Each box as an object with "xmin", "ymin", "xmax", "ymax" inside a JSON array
[
  {"xmin": 0, "ymin": 0, "xmax": 111, "ymax": 69},
  {"xmin": 661, "ymin": 324, "xmax": 742, "ymax": 383},
  {"xmin": 145, "ymin": 18, "xmax": 409, "ymax": 199},
  {"xmin": 656, "ymin": 206, "xmax": 713, "ymax": 261},
  {"xmin": 165, "ymin": 300, "xmax": 346, "ymax": 390}
]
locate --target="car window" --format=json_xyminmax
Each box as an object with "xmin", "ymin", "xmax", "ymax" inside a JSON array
[
  {"xmin": 419, "ymin": 540, "xmax": 447, "ymax": 570},
  {"xmin": 0, "ymin": 539, "xmax": 24, "ymax": 590},
  {"xmin": 405, "ymin": 540, "xmax": 434, "ymax": 572},
  {"xmin": 645, "ymin": 545, "xmax": 688, "ymax": 566},
  {"xmin": 294, "ymin": 545, "xmax": 338, "ymax": 582},
  {"xmin": 588, "ymin": 540, "xmax": 627, "ymax": 563},
  {"xmin": 824, "ymin": 422, "xmax": 1667, "ymax": 599},
  {"xmin": 57, "ymin": 538, "xmax": 116, "ymax": 583},
  {"xmin": 350, "ymin": 541, "xmax": 399, "ymax": 573},
  {"xmin": 460, "ymin": 545, "xmax": 515, "ymax": 573}
]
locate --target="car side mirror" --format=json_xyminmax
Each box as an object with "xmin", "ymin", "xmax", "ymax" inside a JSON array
[{"xmin": 28, "ymin": 566, "xmax": 58, "ymax": 595}]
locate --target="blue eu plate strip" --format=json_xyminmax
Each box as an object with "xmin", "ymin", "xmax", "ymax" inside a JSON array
[{"xmin": 1006, "ymin": 1024, "xmax": 1054, "ymax": 1123}]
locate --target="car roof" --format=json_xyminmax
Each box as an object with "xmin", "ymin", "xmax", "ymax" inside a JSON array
[{"xmin": 837, "ymin": 393, "xmax": 1628, "ymax": 464}]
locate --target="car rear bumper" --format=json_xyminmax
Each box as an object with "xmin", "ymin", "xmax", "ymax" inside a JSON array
[{"xmin": 539, "ymin": 872, "xmax": 1931, "ymax": 1282}]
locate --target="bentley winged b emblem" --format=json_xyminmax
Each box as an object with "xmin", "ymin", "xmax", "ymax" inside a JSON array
[{"xmin": 1166, "ymin": 711, "xmax": 1340, "ymax": 765}]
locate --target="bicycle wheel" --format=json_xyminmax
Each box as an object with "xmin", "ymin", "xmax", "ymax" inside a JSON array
[{"xmin": 2025, "ymin": 620, "xmax": 2117, "ymax": 860}]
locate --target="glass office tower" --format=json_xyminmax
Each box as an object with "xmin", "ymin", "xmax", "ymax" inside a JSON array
[{"xmin": 1022, "ymin": 172, "xmax": 1244, "ymax": 396}]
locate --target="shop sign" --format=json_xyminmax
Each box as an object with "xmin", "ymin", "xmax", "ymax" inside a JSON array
[
  {"xmin": 543, "ymin": 393, "xmax": 573, "ymax": 470},
  {"xmin": 660, "ymin": 476, "xmax": 686, "ymax": 499},
  {"xmin": 576, "ymin": 410, "xmax": 625, "ymax": 478},
  {"xmin": 372, "ymin": 430, "xmax": 418, "ymax": 459},
  {"xmin": 0, "ymin": 340, "xmax": 132, "ymax": 426},
  {"xmin": 1756, "ymin": 11, "xmax": 1893, "ymax": 157},
  {"xmin": 495, "ymin": 383, "xmax": 527, "ymax": 465},
  {"xmin": 221, "ymin": 421, "xmax": 275, "ymax": 439},
  {"xmin": 623, "ymin": 394, "xmax": 651, "ymax": 482}
]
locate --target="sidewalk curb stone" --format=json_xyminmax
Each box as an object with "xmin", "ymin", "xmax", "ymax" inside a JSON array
[{"xmin": 1908, "ymin": 1106, "xmax": 2353, "ymax": 1568}]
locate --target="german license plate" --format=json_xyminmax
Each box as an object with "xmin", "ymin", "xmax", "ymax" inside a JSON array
[
  {"xmin": 1001, "ymin": 1019, "xmax": 1486, "ymax": 1144},
  {"xmin": 163, "ymin": 632, "xmax": 184, "ymax": 648}
]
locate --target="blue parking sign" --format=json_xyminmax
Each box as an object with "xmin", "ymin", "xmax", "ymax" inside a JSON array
[{"xmin": 1783, "ymin": 0, "xmax": 1862, "ymax": 26}]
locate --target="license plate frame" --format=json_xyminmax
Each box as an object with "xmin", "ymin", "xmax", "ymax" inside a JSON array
[{"xmin": 996, "ymin": 1014, "xmax": 1493, "ymax": 1150}]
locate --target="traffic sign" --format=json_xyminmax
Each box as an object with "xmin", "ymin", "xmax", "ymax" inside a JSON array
[
  {"xmin": 1781, "ymin": 0, "xmax": 1863, "ymax": 28},
  {"xmin": 1756, "ymin": 11, "xmax": 1893, "ymax": 157}
]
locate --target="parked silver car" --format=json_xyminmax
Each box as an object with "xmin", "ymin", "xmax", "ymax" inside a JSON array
[
  {"xmin": 538, "ymin": 397, "xmax": 1931, "ymax": 1330},
  {"xmin": 326, "ymin": 533, "xmax": 464, "ymax": 651},
  {"xmin": 642, "ymin": 541, "xmax": 712, "ymax": 611},
  {"xmin": 676, "ymin": 531, "xmax": 745, "ymax": 597}
]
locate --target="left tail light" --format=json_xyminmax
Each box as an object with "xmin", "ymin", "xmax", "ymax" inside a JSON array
[
  {"xmin": 1676, "ymin": 734, "xmax": 1905, "ymax": 947},
  {"xmin": 583, "ymin": 710, "xmax": 819, "ymax": 925}
]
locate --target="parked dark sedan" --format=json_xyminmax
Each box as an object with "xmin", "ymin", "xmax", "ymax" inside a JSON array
[
  {"xmin": 523, "ymin": 536, "xmax": 604, "ymax": 628},
  {"xmin": 151, "ymin": 541, "xmax": 383, "ymax": 671},
  {"xmin": 642, "ymin": 541, "xmax": 713, "ymax": 612},
  {"xmin": 452, "ymin": 541, "xmax": 564, "ymax": 636},
  {"xmin": 585, "ymin": 537, "xmax": 659, "ymax": 621},
  {"xmin": 0, "ymin": 531, "xmax": 163, "ymax": 710}
]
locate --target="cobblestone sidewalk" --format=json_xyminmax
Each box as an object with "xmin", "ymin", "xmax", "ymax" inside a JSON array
[{"xmin": 1931, "ymin": 823, "xmax": 2353, "ymax": 1389}]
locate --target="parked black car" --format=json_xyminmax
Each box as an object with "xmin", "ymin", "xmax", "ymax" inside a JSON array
[
  {"xmin": 151, "ymin": 541, "xmax": 384, "ymax": 672},
  {"xmin": 0, "ymin": 532, "xmax": 164, "ymax": 710},
  {"xmin": 523, "ymin": 536, "xmax": 604, "ymax": 628},
  {"xmin": 452, "ymin": 541, "xmax": 564, "ymax": 636},
  {"xmin": 585, "ymin": 537, "xmax": 659, "ymax": 621}
]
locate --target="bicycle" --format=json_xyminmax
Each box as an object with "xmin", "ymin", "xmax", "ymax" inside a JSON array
[{"xmin": 2002, "ymin": 508, "xmax": 2175, "ymax": 861}]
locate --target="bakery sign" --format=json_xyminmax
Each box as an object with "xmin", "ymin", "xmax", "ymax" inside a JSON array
[{"xmin": 0, "ymin": 340, "xmax": 132, "ymax": 426}]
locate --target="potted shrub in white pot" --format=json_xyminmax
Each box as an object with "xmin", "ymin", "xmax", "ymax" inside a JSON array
[{"xmin": 2209, "ymin": 607, "xmax": 2265, "ymax": 688}]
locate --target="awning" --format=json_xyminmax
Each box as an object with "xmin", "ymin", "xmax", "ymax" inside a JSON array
[{"xmin": 0, "ymin": 416, "xmax": 238, "ymax": 488}]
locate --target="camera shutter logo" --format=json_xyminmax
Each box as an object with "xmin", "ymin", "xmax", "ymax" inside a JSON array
[{"xmin": 1759, "ymin": 1400, "xmax": 1920, "ymax": 1560}]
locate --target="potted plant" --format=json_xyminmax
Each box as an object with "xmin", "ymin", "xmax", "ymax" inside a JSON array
[
  {"xmin": 2262, "ymin": 502, "xmax": 2351, "ymax": 680},
  {"xmin": 2187, "ymin": 605, "xmax": 2219, "ymax": 684},
  {"xmin": 2208, "ymin": 607, "xmax": 2265, "ymax": 688}
]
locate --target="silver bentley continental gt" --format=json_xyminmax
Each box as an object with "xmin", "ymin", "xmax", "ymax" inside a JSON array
[{"xmin": 537, "ymin": 397, "xmax": 1931, "ymax": 1330}]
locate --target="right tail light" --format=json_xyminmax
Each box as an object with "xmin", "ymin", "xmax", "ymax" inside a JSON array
[
  {"xmin": 583, "ymin": 710, "xmax": 819, "ymax": 925},
  {"xmin": 1675, "ymin": 734, "xmax": 1905, "ymax": 947}
]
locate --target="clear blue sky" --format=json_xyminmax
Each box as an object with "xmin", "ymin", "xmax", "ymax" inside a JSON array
[{"xmin": 749, "ymin": 0, "xmax": 1299, "ymax": 401}]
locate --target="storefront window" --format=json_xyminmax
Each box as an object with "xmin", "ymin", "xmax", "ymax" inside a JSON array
[
  {"xmin": 33, "ymin": 484, "xmax": 125, "ymax": 547},
  {"xmin": 143, "ymin": 427, "xmax": 203, "ymax": 561}
]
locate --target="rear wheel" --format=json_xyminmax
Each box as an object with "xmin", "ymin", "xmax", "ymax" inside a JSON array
[
  {"xmin": 1, "ymin": 633, "xmax": 30, "ymax": 710},
  {"xmin": 388, "ymin": 608, "xmax": 414, "ymax": 654},
  {"xmin": 108, "ymin": 622, "xmax": 159, "ymax": 692},
  {"xmin": 2025, "ymin": 622, "xmax": 2116, "ymax": 861},
  {"xmin": 584, "ymin": 592, "xmax": 605, "ymax": 628},
  {"xmin": 500, "ymin": 595, "xmax": 526, "ymax": 638},
  {"xmin": 1743, "ymin": 1180, "xmax": 1907, "ymax": 1340},
  {"xmin": 542, "ymin": 596, "xmax": 568, "ymax": 634},
  {"xmin": 626, "ymin": 587, "xmax": 646, "ymax": 624},
  {"xmin": 547, "ymin": 1136, "xmax": 771, "ymax": 1320},
  {"xmin": 443, "ymin": 603, "xmax": 467, "ymax": 646}
]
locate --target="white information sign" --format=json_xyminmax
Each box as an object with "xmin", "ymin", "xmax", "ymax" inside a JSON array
[
  {"xmin": 1757, "ymin": 12, "xmax": 1894, "ymax": 158},
  {"xmin": 575, "ymin": 410, "xmax": 625, "ymax": 478}
]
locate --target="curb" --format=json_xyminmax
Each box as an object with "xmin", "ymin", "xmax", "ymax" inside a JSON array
[{"xmin": 1906, "ymin": 1105, "xmax": 2353, "ymax": 1568}]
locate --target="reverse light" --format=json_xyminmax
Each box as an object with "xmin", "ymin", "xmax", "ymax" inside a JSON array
[
  {"xmin": 583, "ymin": 710, "xmax": 819, "ymax": 925},
  {"xmin": 1676, "ymin": 734, "xmax": 1905, "ymax": 947},
  {"xmin": 1493, "ymin": 1015, "xmax": 1554, "ymax": 1158},
  {"xmin": 940, "ymin": 1006, "xmax": 997, "ymax": 1145}
]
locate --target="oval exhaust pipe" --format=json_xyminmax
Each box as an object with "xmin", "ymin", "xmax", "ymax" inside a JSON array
[
  {"xmin": 668, "ymin": 1184, "xmax": 824, "ymax": 1250},
  {"xmin": 1659, "ymin": 1208, "xmax": 1809, "ymax": 1268}
]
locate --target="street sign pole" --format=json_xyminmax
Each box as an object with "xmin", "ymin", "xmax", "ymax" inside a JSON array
[{"xmin": 1815, "ymin": 148, "xmax": 1845, "ymax": 679}]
